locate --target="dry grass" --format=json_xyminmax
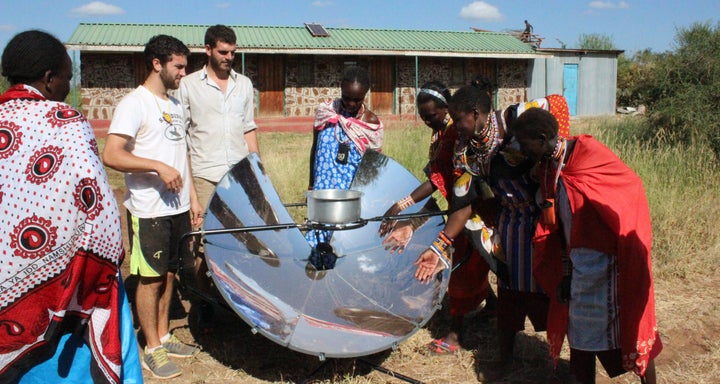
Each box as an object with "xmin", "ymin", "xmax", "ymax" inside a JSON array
[{"xmin": 103, "ymin": 116, "xmax": 720, "ymax": 383}]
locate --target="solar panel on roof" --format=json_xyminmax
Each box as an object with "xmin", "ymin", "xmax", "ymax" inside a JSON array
[{"xmin": 305, "ymin": 23, "xmax": 330, "ymax": 37}]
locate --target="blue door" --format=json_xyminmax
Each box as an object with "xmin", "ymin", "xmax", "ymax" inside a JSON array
[{"xmin": 563, "ymin": 64, "xmax": 578, "ymax": 116}]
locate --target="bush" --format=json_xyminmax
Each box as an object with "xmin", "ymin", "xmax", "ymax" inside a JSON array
[
  {"xmin": 616, "ymin": 49, "xmax": 668, "ymax": 107},
  {"xmin": 582, "ymin": 116, "xmax": 720, "ymax": 278},
  {"xmin": 643, "ymin": 22, "xmax": 720, "ymax": 157}
]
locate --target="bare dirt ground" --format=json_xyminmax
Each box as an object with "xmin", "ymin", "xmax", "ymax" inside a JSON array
[{"xmin": 113, "ymin": 188, "xmax": 717, "ymax": 384}]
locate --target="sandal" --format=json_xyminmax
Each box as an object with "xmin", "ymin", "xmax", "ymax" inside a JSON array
[{"xmin": 427, "ymin": 338, "xmax": 461, "ymax": 355}]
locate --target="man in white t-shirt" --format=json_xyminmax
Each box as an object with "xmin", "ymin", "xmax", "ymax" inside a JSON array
[
  {"xmin": 102, "ymin": 34, "xmax": 203, "ymax": 380},
  {"xmin": 176, "ymin": 25, "xmax": 260, "ymax": 325}
]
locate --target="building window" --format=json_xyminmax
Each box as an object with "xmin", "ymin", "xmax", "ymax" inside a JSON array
[
  {"xmin": 451, "ymin": 60, "xmax": 465, "ymax": 85},
  {"xmin": 298, "ymin": 57, "xmax": 314, "ymax": 85}
]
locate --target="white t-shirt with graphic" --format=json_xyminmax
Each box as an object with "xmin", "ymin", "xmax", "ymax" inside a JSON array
[{"xmin": 108, "ymin": 85, "xmax": 190, "ymax": 218}]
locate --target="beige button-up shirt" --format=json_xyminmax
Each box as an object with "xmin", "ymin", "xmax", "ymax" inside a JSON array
[{"xmin": 178, "ymin": 66, "xmax": 258, "ymax": 183}]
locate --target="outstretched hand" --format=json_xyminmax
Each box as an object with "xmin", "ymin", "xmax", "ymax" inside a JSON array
[
  {"xmin": 378, "ymin": 203, "xmax": 402, "ymax": 236},
  {"xmin": 414, "ymin": 248, "xmax": 445, "ymax": 283},
  {"xmin": 382, "ymin": 222, "xmax": 414, "ymax": 254}
]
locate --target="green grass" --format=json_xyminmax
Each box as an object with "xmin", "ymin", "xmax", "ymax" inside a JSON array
[
  {"xmin": 99, "ymin": 116, "xmax": 720, "ymax": 281},
  {"xmin": 256, "ymin": 123, "xmax": 430, "ymax": 199},
  {"xmin": 578, "ymin": 116, "xmax": 720, "ymax": 279}
]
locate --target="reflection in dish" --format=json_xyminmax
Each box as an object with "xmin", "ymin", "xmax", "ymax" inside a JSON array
[
  {"xmin": 334, "ymin": 307, "xmax": 419, "ymax": 337},
  {"xmin": 202, "ymin": 152, "xmax": 450, "ymax": 358},
  {"xmin": 208, "ymin": 193, "xmax": 279, "ymax": 266}
]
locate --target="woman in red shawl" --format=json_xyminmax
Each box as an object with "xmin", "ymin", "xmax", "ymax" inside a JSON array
[
  {"xmin": 413, "ymin": 83, "xmax": 572, "ymax": 368},
  {"xmin": 379, "ymin": 81, "xmax": 495, "ymax": 354},
  {"xmin": 513, "ymin": 108, "xmax": 661, "ymax": 384}
]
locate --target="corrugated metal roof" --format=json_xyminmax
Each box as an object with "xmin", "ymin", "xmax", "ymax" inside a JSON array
[{"xmin": 66, "ymin": 23, "xmax": 545, "ymax": 58}]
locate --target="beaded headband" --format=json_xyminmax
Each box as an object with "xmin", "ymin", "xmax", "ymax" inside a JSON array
[{"xmin": 418, "ymin": 88, "xmax": 447, "ymax": 106}]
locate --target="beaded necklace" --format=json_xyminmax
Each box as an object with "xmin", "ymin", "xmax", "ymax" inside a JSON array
[
  {"xmin": 539, "ymin": 137, "xmax": 568, "ymax": 225},
  {"xmin": 453, "ymin": 110, "xmax": 500, "ymax": 176}
]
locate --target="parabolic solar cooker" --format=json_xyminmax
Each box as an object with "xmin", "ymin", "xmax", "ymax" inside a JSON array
[{"xmin": 180, "ymin": 150, "xmax": 454, "ymax": 380}]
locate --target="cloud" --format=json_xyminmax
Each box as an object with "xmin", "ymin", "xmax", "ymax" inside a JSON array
[
  {"xmin": 589, "ymin": 1, "xmax": 614, "ymax": 9},
  {"xmin": 0, "ymin": 24, "xmax": 15, "ymax": 32},
  {"xmin": 588, "ymin": 1, "xmax": 629, "ymax": 9},
  {"xmin": 311, "ymin": 1, "xmax": 333, "ymax": 6},
  {"xmin": 460, "ymin": 1, "xmax": 504, "ymax": 22},
  {"xmin": 70, "ymin": 2, "xmax": 125, "ymax": 16},
  {"xmin": 216, "ymin": 2, "xmax": 231, "ymax": 8},
  {"xmin": 357, "ymin": 256, "xmax": 379, "ymax": 273}
]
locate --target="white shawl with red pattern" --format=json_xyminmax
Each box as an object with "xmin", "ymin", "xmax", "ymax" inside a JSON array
[{"xmin": 0, "ymin": 85, "xmax": 125, "ymax": 383}]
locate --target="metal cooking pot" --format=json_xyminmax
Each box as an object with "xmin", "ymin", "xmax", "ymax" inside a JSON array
[{"xmin": 305, "ymin": 189, "xmax": 363, "ymax": 224}]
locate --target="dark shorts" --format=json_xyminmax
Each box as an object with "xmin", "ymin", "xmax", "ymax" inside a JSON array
[
  {"xmin": 496, "ymin": 287, "xmax": 549, "ymax": 333},
  {"xmin": 128, "ymin": 211, "xmax": 192, "ymax": 277},
  {"xmin": 571, "ymin": 348, "xmax": 625, "ymax": 379}
]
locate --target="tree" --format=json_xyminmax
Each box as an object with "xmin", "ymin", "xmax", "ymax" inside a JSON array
[
  {"xmin": 616, "ymin": 49, "xmax": 666, "ymax": 107},
  {"xmin": 645, "ymin": 21, "xmax": 720, "ymax": 155},
  {"xmin": 576, "ymin": 33, "xmax": 616, "ymax": 50}
]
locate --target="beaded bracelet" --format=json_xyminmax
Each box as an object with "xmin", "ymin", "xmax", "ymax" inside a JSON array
[
  {"xmin": 429, "ymin": 231, "xmax": 453, "ymax": 269},
  {"xmin": 397, "ymin": 195, "xmax": 415, "ymax": 211}
]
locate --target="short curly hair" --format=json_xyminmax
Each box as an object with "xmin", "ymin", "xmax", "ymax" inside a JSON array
[
  {"xmin": 144, "ymin": 35, "xmax": 190, "ymax": 71},
  {"xmin": 449, "ymin": 83, "xmax": 492, "ymax": 115},
  {"xmin": 1, "ymin": 30, "xmax": 68, "ymax": 85},
  {"xmin": 341, "ymin": 66, "xmax": 371, "ymax": 89},
  {"xmin": 205, "ymin": 25, "xmax": 236, "ymax": 48}
]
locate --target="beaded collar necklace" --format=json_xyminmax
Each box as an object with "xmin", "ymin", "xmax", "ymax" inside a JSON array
[
  {"xmin": 454, "ymin": 110, "xmax": 500, "ymax": 176},
  {"xmin": 541, "ymin": 137, "xmax": 568, "ymax": 195},
  {"xmin": 549, "ymin": 137, "xmax": 567, "ymax": 162}
]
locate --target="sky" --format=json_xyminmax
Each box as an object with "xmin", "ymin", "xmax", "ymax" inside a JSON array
[{"xmin": 0, "ymin": 1, "xmax": 718, "ymax": 55}]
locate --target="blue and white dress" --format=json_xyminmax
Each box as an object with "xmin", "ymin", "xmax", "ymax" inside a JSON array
[{"xmin": 306, "ymin": 121, "xmax": 363, "ymax": 247}]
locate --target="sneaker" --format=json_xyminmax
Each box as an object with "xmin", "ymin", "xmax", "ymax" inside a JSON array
[
  {"xmin": 162, "ymin": 334, "xmax": 200, "ymax": 358},
  {"xmin": 142, "ymin": 347, "xmax": 181, "ymax": 379}
]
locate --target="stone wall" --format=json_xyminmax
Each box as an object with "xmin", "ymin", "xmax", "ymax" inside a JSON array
[
  {"xmin": 396, "ymin": 57, "xmax": 528, "ymax": 116},
  {"xmin": 283, "ymin": 55, "xmax": 375, "ymax": 117},
  {"xmin": 495, "ymin": 59, "xmax": 528, "ymax": 108},
  {"xmin": 80, "ymin": 53, "xmax": 136, "ymax": 120},
  {"xmin": 285, "ymin": 55, "xmax": 341, "ymax": 117},
  {"xmin": 79, "ymin": 52, "xmax": 528, "ymax": 120}
]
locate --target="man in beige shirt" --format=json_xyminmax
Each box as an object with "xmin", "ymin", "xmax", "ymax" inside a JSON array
[{"xmin": 177, "ymin": 24, "xmax": 260, "ymax": 326}]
